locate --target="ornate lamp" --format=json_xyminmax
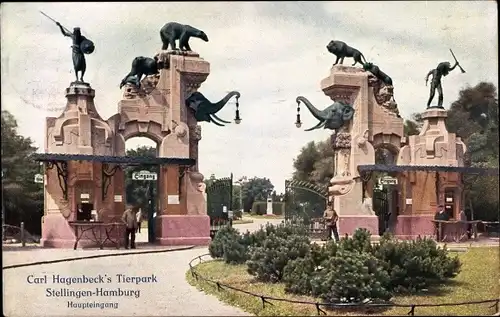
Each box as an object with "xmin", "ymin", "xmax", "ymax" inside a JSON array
[
  {"xmin": 295, "ymin": 100, "xmax": 302, "ymax": 128},
  {"xmin": 234, "ymin": 95, "xmax": 241, "ymax": 124}
]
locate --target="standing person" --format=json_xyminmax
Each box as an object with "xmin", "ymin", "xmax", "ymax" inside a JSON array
[
  {"xmin": 434, "ymin": 204, "xmax": 449, "ymax": 241},
  {"xmin": 136, "ymin": 208, "xmax": 143, "ymax": 233},
  {"xmin": 122, "ymin": 205, "xmax": 139, "ymax": 249},
  {"xmin": 323, "ymin": 204, "xmax": 340, "ymax": 242}
]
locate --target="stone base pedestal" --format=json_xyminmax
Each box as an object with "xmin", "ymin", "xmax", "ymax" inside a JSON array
[
  {"xmin": 41, "ymin": 214, "xmax": 125, "ymax": 249},
  {"xmin": 40, "ymin": 214, "xmax": 76, "ymax": 248},
  {"xmin": 156, "ymin": 215, "xmax": 211, "ymax": 246},
  {"xmin": 338, "ymin": 215, "xmax": 379, "ymax": 237},
  {"xmin": 394, "ymin": 215, "xmax": 435, "ymax": 239}
]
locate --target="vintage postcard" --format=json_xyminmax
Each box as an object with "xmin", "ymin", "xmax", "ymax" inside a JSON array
[{"xmin": 2, "ymin": 2, "xmax": 499, "ymax": 316}]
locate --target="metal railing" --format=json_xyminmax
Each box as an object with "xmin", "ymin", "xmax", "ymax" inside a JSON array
[
  {"xmin": 188, "ymin": 253, "xmax": 500, "ymax": 316},
  {"xmin": 2, "ymin": 223, "xmax": 40, "ymax": 246}
]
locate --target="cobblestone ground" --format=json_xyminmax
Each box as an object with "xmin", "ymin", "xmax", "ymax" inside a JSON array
[{"xmin": 2, "ymin": 218, "xmax": 284, "ymax": 317}]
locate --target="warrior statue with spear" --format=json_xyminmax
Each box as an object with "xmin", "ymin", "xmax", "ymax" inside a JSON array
[
  {"xmin": 40, "ymin": 11, "xmax": 95, "ymax": 83},
  {"xmin": 425, "ymin": 49, "xmax": 466, "ymax": 109}
]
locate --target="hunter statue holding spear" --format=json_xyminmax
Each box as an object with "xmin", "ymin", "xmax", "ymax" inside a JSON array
[
  {"xmin": 425, "ymin": 49, "xmax": 466, "ymax": 109},
  {"xmin": 40, "ymin": 11, "xmax": 95, "ymax": 83}
]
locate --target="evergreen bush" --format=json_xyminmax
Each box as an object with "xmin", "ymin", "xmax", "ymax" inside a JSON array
[
  {"xmin": 247, "ymin": 233, "xmax": 311, "ymax": 282},
  {"xmin": 208, "ymin": 225, "xmax": 241, "ymax": 259},
  {"xmin": 310, "ymin": 250, "xmax": 392, "ymax": 303},
  {"xmin": 283, "ymin": 256, "xmax": 317, "ymax": 295},
  {"xmin": 372, "ymin": 234, "xmax": 462, "ymax": 292},
  {"xmin": 337, "ymin": 228, "xmax": 373, "ymax": 254},
  {"xmin": 222, "ymin": 238, "xmax": 248, "ymax": 264},
  {"xmin": 282, "ymin": 240, "xmax": 339, "ymax": 296}
]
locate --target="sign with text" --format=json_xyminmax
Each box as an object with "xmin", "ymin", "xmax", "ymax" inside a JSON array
[
  {"xmin": 132, "ymin": 170, "xmax": 157, "ymax": 181},
  {"xmin": 380, "ymin": 177, "xmax": 398, "ymax": 186}
]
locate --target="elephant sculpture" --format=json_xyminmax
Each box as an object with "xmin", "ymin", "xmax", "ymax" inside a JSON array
[
  {"xmin": 296, "ymin": 96, "xmax": 355, "ymax": 131},
  {"xmin": 185, "ymin": 91, "xmax": 240, "ymax": 126}
]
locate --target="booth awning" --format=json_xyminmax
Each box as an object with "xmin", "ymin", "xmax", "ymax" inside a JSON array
[
  {"xmin": 357, "ymin": 164, "xmax": 499, "ymax": 176},
  {"xmin": 31, "ymin": 153, "xmax": 196, "ymax": 166}
]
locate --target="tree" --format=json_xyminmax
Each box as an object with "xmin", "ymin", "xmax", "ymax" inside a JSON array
[
  {"xmin": 240, "ymin": 177, "xmax": 274, "ymax": 212},
  {"xmin": 404, "ymin": 113, "xmax": 423, "ymax": 136},
  {"xmin": 292, "ymin": 140, "xmax": 333, "ymax": 188},
  {"xmin": 1, "ymin": 110, "xmax": 44, "ymax": 235},
  {"xmin": 123, "ymin": 146, "xmax": 158, "ymax": 209},
  {"xmin": 445, "ymin": 82, "xmax": 499, "ymax": 221}
]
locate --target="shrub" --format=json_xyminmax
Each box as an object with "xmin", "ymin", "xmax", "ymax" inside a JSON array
[
  {"xmin": 248, "ymin": 221, "xmax": 309, "ymax": 248},
  {"xmin": 338, "ymin": 228, "xmax": 373, "ymax": 254},
  {"xmin": 247, "ymin": 233, "xmax": 311, "ymax": 282},
  {"xmin": 208, "ymin": 226, "xmax": 241, "ymax": 259},
  {"xmin": 372, "ymin": 234, "xmax": 462, "ymax": 293},
  {"xmin": 282, "ymin": 241, "xmax": 339, "ymax": 295},
  {"xmin": 222, "ymin": 238, "xmax": 248, "ymax": 264},
  {"xmin": 283, "ymin": 256, "xmax": 317, "ymax": 295},
  {"xmin": 310, "ymin": 250, "xmax": 392, "ymax": 303}
]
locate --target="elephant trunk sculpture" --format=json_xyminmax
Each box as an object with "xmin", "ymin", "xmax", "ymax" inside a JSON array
[
  {"xmin": 295, "ymin": 96, "xmax": 355, "ymax": 131},
  {"xmin": 186, "ymin": 91, "xmax": 241, "ymax": 126}
]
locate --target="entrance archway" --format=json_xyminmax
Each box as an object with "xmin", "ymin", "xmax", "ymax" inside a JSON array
[
  {"xmin": 373, "ymin": 143, "xmax": 400, "ymax": 235},
  {"xmin": 124, "ymin": 136, "xmax": 159, "ymax": 244}
]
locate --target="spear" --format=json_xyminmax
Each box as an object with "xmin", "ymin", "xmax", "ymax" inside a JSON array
[
  {"xmin": 39, "ymin": 11, "xmax": 72, "ymax": 35},
  {"xmin": 449, "ymin": 49, "xmax": 466, "ymax": 73}
]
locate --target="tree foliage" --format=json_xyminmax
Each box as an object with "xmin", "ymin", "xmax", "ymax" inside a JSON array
[
  {"xmin": 445, "ymin": 82, "xmax": 499, "ymax": 220},
  {"xmin": 239, "ymin": 176, "xmax": 275, "ymax": 212},
  {"xmin": 403, "ymin": 113, "xmax": 423, "ymax": 136},
  {"xmin": 1, "ymin": 110, "xmax": 44, "ymax": 235}
]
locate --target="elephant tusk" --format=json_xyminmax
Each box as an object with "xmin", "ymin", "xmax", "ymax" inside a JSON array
[
  {"xmin": 211, "ymin": 113, "xmax": 231, "ymax": 124},
  {"xmin": 304, "ymin": 120, "xmax": 326, "ymax": 131},
  {"xmin": 209, "ymin": 115, "xmax": 225, "ymax": 127}
]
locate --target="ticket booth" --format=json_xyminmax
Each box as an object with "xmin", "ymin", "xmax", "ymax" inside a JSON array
[{"xmin": 444, "ymin": 188, "xmax": 456, "ymax": 219}]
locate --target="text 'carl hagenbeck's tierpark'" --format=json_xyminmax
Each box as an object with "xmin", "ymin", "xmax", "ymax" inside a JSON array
[{"xmin": 27, "ymin": 273, "xmax": 159, "ymax": 310}]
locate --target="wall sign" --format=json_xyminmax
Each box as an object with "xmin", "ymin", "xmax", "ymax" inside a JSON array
[{"xmin": 168, "ymin": 195, "xmax": 179, "ymax": 205}]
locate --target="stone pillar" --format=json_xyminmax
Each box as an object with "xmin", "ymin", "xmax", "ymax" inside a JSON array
[
  {"xmin": 396, "ymin": 108, "xmax": 467, "ymax": 238},
  {"xmin": 42, "ymin": 82, "xmax": 113, "ymax": 248},
  {"xmin": 266, "ymin": 197, "xmax": 273, "ymax": 216},
  {"xmin": 321, "ymin": 66, "xmax": 379, "ymax": 236},
  {"xmin": 156, "ymin": 52, "xmax": 211, "ymax": 246}
]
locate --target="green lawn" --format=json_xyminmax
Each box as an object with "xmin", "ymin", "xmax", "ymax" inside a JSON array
[{"xmin": 186, "ymin": 247, "xmax": 500, "ymax": 316}]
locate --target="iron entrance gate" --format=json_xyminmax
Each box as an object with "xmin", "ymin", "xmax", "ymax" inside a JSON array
[
  {"xmin": 373, "ymin": 187, "xmax": 389, "ymax": 235},
  {"xmin": 206, "ymin": 174, "xmax": 233, "ymax": 238},
  {"xmin": 284, "ymin": 179, "xmax": 328, "ymax": 224}
]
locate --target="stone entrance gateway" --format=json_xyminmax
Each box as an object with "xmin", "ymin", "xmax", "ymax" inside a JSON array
[{"xmin": 35, "ymin": 50, "xmax": 232, "ymax": 248}]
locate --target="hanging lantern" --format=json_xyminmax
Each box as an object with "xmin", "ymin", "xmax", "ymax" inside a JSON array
[
  {"xmin": 295, "ymin": 100, "xmax": 302, "ymax": 128},
  {"xmin": 234, "ymin": 96, "xmax": 241, "ymax": 124}
]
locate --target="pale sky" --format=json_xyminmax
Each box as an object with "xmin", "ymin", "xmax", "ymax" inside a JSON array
[{"xmin": 1, "ymin": 2, "xmax": 498, "ymax": 192}]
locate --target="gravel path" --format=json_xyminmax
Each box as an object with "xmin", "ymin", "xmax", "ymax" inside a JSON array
[
  {"xmin": 3, "ymin": 247, "xmax": 250, "ymax": 316},
  {"xmin": 233, "ymin": 216, "xmax": 283, "ymax": 233}
]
